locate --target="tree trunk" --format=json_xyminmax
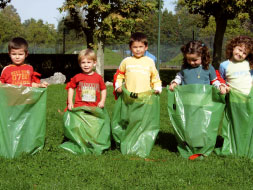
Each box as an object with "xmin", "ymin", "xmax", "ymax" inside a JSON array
[
  {"xmin": 212, "ymin": 16, "xmax": 227, "ymax": 69},
  {"xmin": 84, "ymin": 30, "xmax": 94, "ymax": 49},
  {"xmin": 96, "ymin": 41, "xmax": 104, "ymax": 78}
]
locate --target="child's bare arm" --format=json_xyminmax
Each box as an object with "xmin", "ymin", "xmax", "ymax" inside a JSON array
[
  {"xmin": 98, "ymin": 89, "xmax": 107, "ymax": 108},
  {"xmin": 67, "ymin": 88, "xmax": 74, "ymax": 110},
  {"xmin": 32, "ymin": 81, "xmax": 49, "ymax": 88}
]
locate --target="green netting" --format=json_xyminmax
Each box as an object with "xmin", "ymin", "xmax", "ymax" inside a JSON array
[
  {"xmin": 167, "ymin": 84, "xmax": 225, "ymax": 159},
  {"xmin": 60, "ymin": 106, "xmax": 111, "ymax": 155},
  {"xmin": 0, "ymin": 84, "xmax": 47, "ymax": 158},
  {"xmin": 215, "ymin": 89, "xmax": 253, "ymax": 158},
  {"xmin": 111, "ymin": 87, "xmax": 160, "ymax": 158}
]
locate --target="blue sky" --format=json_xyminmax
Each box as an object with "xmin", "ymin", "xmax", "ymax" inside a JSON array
[{"xmin": 10, "ymin": 0, "xmax": 175, "ymax": 28}]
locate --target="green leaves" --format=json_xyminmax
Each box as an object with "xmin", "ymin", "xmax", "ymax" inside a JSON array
[
  {"xmin": 61, "ymin": 0, "xmax": 157, "ymax": 45},
  {"xmin": 0, "ymin": 5, "xmax": 23, "ymax": 43},
  {"xmin": 0, "ymin": 0, "xmax": 10, "ymax": 9}
]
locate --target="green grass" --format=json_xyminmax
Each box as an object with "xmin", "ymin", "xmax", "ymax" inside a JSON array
[
  {"xmin": 0, "ymin": 85, "xmax": 252, "ymax": 190},
  {"xmin": 104, "ymin": 48, "xmax": 124, "ymax": 66},
  {"xmin": 161, "ymin": 53, "xmax": 183, "ymax": 67},
  {"xmin": 65, "ymin": 45, "xmax": 124, "ymax": 66}
]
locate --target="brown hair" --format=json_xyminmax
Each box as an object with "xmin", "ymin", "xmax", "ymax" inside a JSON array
[
  {"xmin": 78, "ymin": 49, "xmax": 97, "ymax": 64},
  {"xmin": 181, "ymin": 40, "xmax": 211, "ymax": 70},
  {"xmin": 225, "ymin": 36, "xmax": 253, "ymax": 68},
  {"xmin": 129, "ymin": 32, "xmax": 148, "ymax": 48},
  {"xmin": 8, "ymin": 37, "xmax": 28, "ymax": 53}
]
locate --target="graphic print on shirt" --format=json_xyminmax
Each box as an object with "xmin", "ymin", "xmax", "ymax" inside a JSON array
[
  {"xmin": 11, "ymin": 70, "xmax": 30, "ymax": 85},
  {"xmin": 79, "ymin": 82, "xmax": 99, "ymax": 102}
]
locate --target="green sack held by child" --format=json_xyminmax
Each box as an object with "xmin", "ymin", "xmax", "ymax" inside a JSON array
[
  {"xmin": 0, "ymin": 84, "xmax": 47, "ymax": 158},
  {"xmin": 111, "ymin": 87, "xmax": 160, "ymax": 158},
  {"xmin": 216, "ymin": 89, "xmax": 253, "ymax": 158},
  {"xmin": 60, "ymin": 106, "xmax": 111, "ymax": 155},
  {"xmin": 167, "ymin": 84, "xmax": 225, "ymax": 159}
]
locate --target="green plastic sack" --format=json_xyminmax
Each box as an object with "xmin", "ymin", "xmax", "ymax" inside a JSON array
[
  {"xmin": 215, "ymin": 89, "xmax": 253, "ymax": 158},
  {"xmin": 60, "ymin": 106, "xmax": 111, "ymax": 155},
  {"xmin": 0, "ymin": 84, "xmax": 47, "ymax": 158},
  {"xmin": 111, "ymin": 87, "xmax": 160, "ymax": 158},
  {"xmin": 167, "ymin": 84, "xmax": 225, "ymax": 159}
]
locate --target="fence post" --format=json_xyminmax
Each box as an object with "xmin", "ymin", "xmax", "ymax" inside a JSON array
[{"xmin": 156, "ymin": 0, "xmax": 161, "ymax": 72}]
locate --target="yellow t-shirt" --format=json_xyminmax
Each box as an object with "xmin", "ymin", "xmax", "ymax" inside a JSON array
[{"xmin": 116, "ymin": 56, "xmax": 162, "ymax": 93}]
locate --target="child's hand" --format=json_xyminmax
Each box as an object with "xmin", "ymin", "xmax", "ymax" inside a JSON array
[
  {"xmin": 98, "ymin": 101, "xmax": 105, "ymax": 108},
  {"xmin": 219, "ymin": 84, "xmax": 230, "ymax": 94},
  {"xmin": 225, "ymin": 86, "xmax": 230, "ymax": 93},
  {"xmin": 68, "ymin": 102, "xmax": 73, "ymax": 110},
  {"xmin": 116, "ymin": 87, "xmax": 122, "ymax": 93},
  {"xmin": 32, "ymin": 81, "xmax": 49, "ymax": 88},
  {"xmin": 154, "ymin": 90, "xmax": 160, "ymax": 94},
  {"xmin": 39, "ymin": 81, "xmax": 49, "ymax": 88},
  {"xmin": 219, "ymin": 85, "xmax": 227, "ymax": 95},
  {"xmin": 169, "ymin": 82, "xmax": 178, "ymax": 91}
]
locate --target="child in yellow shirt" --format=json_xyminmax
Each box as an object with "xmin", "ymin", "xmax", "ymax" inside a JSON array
[
  {"xmin": 112, "ymin": 32, "xmax": 162, "ymax": 158},
  {"xmin": 115, "ymin": 32, "xmax": 162, "ymax": 94}
]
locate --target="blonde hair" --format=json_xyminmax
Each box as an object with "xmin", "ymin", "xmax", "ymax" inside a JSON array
[{"xmin": 78, "ymin": 49, "xmax": 97, "ymax": 64}]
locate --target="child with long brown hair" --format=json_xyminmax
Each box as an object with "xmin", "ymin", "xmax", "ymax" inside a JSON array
[{"xmin": 169, "ymin": 40, "xmax": 226, "ymax": 94}]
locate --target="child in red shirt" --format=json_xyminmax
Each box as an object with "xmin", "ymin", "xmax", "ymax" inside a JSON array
[
  {"xmin": 0, "ymin": 37, "xmax": 48, "ymax": 87},
  {"xmin": 66, "ymin": 49, "xmax": 106, "ymax": 110}
]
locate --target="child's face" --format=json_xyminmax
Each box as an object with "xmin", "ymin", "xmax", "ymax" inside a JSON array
[
  {"xmin": 79, "ymin": 57, "xmax": 96, "ymax": 74},
  {"xmin": 186, "ymin": 53, "xmax": 202, "ymax": 67},
  {"xmin": 9, "ymin": 48, "xmax": 27, "ymax": 65},
  {"xmin": 130, "ymin": 41, "xmax": 148, "ymax": 58},
  {"xmin": 231, "ymin": 45, "xmax": 249, "ymax": 62}
]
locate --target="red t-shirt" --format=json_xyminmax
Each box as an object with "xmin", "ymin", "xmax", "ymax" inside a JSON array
[
  {"xmin": 66, "ymin": 72, "xmax": 106, "ymax": 107},
  {"xmin": 0, "ymin": 64, "xmax": 39, "ymax": 86}
]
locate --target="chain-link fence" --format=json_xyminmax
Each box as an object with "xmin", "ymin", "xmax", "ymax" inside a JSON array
[{"xmin": 0, "ymin": 34, "xmax": 229, "ymax": 68}]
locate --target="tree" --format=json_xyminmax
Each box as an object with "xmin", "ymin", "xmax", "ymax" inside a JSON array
[
  {"xmin": 0, "ymin": 5, "xmax": 23, "ymax": 44},
  {"xmin": 199, "ymin": 15, "xmax": 253, "ymax": 52},
  {"xmin": 57, "ymin": 18, "xmax": 86, "ymax": 54},
  {"xmin": 60, "ymin": 0, "xmax": 157, "ymax": 76},
  {"xmin": 0, "ymin": 0, "xmax": 10, "ymax": 9},
  {"xmin": 179, "ymin": 0, "xmax": 253, "ymax": 68},
  {"xmin": 170, "ymin": 6, "xmax": 202, "ymax": 45},
  {"xmin": 23, "ymin": 19, "xmax": 58, "ymax": 53}
]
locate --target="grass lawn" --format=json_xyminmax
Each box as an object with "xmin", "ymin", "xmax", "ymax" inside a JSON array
[{"xmin": 0, "ymin": 85, "xmax": 252, "ymax": 190}]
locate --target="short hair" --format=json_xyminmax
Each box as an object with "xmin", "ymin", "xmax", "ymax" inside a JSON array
[
  {"xmin": 129, "ymin": 32, "xmax": 148, "ymax": 47},
  {"xmin": 181, "ymin": 40, "xmax": 211, "ymax": 70},
  {"xmin": 78, "ymin": 49, "xmax": 97, "ymax": 64},
  {"xmin": 8, "ymin": 37, "xmax": 28, "ymax": 53},
  {"xmin": 225, "ymin": 36, "xmax": 253, "ymax": 67}
]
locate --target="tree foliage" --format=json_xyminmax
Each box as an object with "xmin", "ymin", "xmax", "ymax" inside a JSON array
[
  {"xmin": 0, "ymin": 5, "xmax": 59, "ymax": 53},
  {"xmin": 60, "ymin": 0, "xmax": 157, "ymax": 48},
  {"xmin": 57, "ymin": 18, "xmax": 86, "ymax": 53},
  {"xmin": 60, "ymin": 0, "xmax": 157, "ymax": 76},
  {"xmin": 0, "ymin": 5, "xmax": 23, "ymax": 43},
  {"xmin": 0, "ymin": 0, "xmax": 10, "ymax": 9},
  {"xmin": 23, "ymin": 19, "xmax": 57, "ymax": 46},
  {"xmin": 179, "ymin": 0, "xmax": 253, "ymax": 68}
]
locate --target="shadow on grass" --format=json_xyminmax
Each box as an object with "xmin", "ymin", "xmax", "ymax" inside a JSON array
[{"xmin": 155, "ymin": 131, "xmax": 178, "ymax": 152}]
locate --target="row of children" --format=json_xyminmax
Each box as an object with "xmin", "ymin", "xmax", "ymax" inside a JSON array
[
  {"xmin": 1, "ymin": 33, "xmax": 252, "ymax": 159},
  {"xmin": 169, "ymin": 36, "xmax": 253, "ymax": 96},
  {"xmin": 168, "ymin": 35, "xmax": 253, "ymax": 159}
]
